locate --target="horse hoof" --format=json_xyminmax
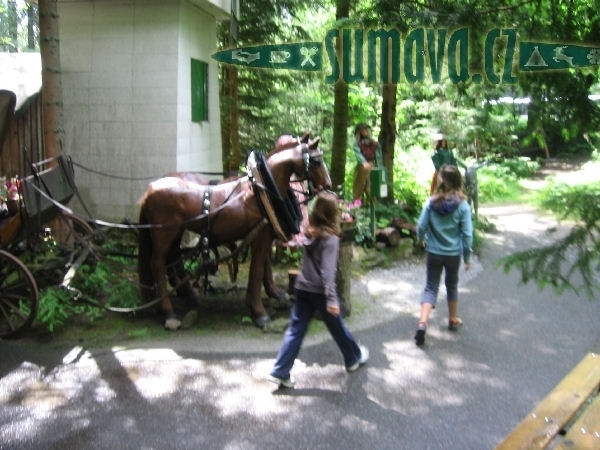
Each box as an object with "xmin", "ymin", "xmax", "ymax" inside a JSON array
[
  {"xmin": 274, "ymin": 289, "xmax": 290, "ymax": 309},
  {"xmin": 180, "ymin": 310, "xmax": 199, "ymax": 329},
  {"xmin": 164, "ymin": 316, "xmax": 181, "ymax": 331},
  {"xmin": 254, "ymin": 315, "xmax": 271, "ymax": 329}
]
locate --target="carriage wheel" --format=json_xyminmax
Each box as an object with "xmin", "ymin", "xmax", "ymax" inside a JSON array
[
  {"xmin": 58, "ymin": 210, "xmax": 103, "ymax": 267},
  {"xmin": 56, "ymin": 211, "xmax": 102, "ymax": 290},
  {"xmin": 0, "ymin": 249, "xmax": 39, "ymax": 338},
  {"xmin": 59, "ymin": 211, "xmax": 96, "ymax": 249}
]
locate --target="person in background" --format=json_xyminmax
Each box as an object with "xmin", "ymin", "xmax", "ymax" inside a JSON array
[
  {"xmin": 415, "ymin": 164, "xmax": 473, "ymax": 347},
  {"xmin": 430, "ymin": 133, "xmax": 457, "ymax": 194},
  {"xmin": 352, "ymin": 123, "xmax": 383, "ymax": 202},
  {"xmin": 268, "ymin": 191, "xmax": 369, "ymax": 388}
]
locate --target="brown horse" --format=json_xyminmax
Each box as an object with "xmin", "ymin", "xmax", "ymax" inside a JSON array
[
  {"xmin": 138, "ymin": 137, "xmax": 331, "ymax": 330},
  {"xmin": 164, "ymin": 132, "xmax": 311, "ymax": 309}
]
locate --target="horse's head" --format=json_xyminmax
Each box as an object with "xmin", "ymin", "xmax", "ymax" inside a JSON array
[
  {"xmin": 301, "ymin": 137, "xmax": 332, "ymax": 196},
  {"xmin": 263, "ymin": 136, "xmax": 331, "ymax": 200}
]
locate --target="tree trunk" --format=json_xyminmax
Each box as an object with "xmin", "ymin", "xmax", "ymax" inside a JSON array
[
  {"xmin": 229, "ymin": 66, "xmax": 240, "ymax": 174},
  {"xmin": 219, "ymin": 18, "xmax": 240, "ymax": 177},
  {"xmin": 329, "ymin": 0, "xmax": 351, "ymax": 194},
  {"xmin": 220, "ymin": 64, "xmax": 240, "ymax": 175},
  {"xmin": 27, "ymin": 3, "xmax": 38, "ymax": 50},
  {"xmin": 526, "ymin": 83, "xmax": 550, "ymax": 159},
  {"xmin": 38, "ymin": 0, "xmax": 67, "ymax": 243},
  {"xmin": 39, "ymin": 0, "xmax": 63, "ymax": 160},
  {"xmin": 7, "ymin": 1, "xmax": 18, "ymax": 51},
  {"xmin": 330, "ymin": 80, "xmax": 348, "ymax": 192},
  {"xmin": 379, "ymin": 83, "xmax": 397, "ymax": 201},
  {"xmin": 219, "ymin": 65, "xmax": 232, "ymax": 172}
]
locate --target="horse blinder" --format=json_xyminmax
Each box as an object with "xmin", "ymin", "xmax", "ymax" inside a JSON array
[{"xmin": 302, "ymin": 147, "xmax": 328, "ymax": 196}]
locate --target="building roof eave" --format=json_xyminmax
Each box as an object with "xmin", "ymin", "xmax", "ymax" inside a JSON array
[{"xmin": 186, "ymin": 0, "xmax": 233, "ymax": 21}]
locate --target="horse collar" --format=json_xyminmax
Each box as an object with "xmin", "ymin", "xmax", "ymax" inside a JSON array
[{"xmin": 247, "ymin": 150, "xmax": 302, "ymax": 241}]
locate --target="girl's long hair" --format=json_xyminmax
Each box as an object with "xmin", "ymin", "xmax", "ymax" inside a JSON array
[
  {"xmin": 431, "ymin": 164, "xmax": 467, "ymax": 206},
  {"xmin": 305, "ymin": 191, "xmax": 341, "ymax": 238}
]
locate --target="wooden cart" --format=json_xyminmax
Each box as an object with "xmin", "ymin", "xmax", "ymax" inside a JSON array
[{"xmin": 0, "ymin": 155, "xmax": 93, "ymax": 337}]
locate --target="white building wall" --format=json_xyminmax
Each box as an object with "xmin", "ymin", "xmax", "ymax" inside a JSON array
[
  {"xmin": 58, "ymin": 0, "xmax": 224, "ymax": 221},
  {"xmin": 176, "ymin": 2, "xmax": 223, "ymax": 175}
]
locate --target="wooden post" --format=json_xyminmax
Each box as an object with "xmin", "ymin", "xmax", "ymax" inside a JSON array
[{"xmin": 337, "ymin": 224, "xmax": 354, "ymax": 316}]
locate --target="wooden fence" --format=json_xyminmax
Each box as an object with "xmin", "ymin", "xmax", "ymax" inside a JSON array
[{"xmin": 1, "ymin": 90, "xmax": 45, "ymax": 179}]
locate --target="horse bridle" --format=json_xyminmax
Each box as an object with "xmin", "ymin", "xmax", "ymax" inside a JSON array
[{"xmin": 300, "ymin": 143, "xmax": 325, "ymax": 201}]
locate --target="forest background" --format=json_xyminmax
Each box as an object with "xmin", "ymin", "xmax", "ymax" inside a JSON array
[{"xmin": 215, "ymin": 0, "xmax": 600, "ymax": 209}]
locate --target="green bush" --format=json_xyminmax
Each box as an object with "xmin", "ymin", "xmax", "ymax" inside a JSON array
[
  {"xmin": 477, "ymin": 157, "xmax": 540, "ymax": 204},
  {"xmin": 36, "ymin": 232, "xmax": 141, "ymax": 333},
  {"xmin": 38, "ymin": 287, "xmax": 104, "ymax": 332},
  {"xmin": 537, "ymin": 180, "xmax": 600, "ymax": 226}
]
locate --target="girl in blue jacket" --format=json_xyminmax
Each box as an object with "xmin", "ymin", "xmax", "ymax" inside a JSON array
[{"xmin": 415, "ymin": 164, "xmax": 473, "ymax": 346}]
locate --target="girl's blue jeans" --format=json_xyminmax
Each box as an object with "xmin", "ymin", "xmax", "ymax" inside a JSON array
[{"xmin": 270, "ymin": 288, "xmax": 362, "ymax": 379}]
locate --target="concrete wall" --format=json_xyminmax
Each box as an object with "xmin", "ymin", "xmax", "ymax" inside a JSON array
[
  {"xmin": 59, "ymin": 0, "xmax": 225, "ymax": 221},
  {"xmin": 176, "ymin": 2, "xmax": 222, "ymax": 175}
]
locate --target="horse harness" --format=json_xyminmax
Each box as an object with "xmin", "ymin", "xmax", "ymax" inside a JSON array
[
  {"xmin": 246, "ymin": 146, "xmax": 314, "ymax": 242},
  {"xmin": 195, "ymin": 179, "xmax": 246, "ymax": 292},
  {"xmin": 194, "ymin": 143, "xmax": 316, "ymax": 291}
]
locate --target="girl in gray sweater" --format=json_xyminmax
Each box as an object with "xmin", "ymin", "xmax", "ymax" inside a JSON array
[{"xmin": 268, "ymin": 191, "xmax": 368, "ymax": 388}]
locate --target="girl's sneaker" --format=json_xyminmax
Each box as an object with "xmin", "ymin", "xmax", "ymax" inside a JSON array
[
  {"xmin": 267, "ymin": 374, "xmax": 295, "ymax": 388},
  {"xmin": 346, "ymin": 345, "xmax": 369, "ymax": 372}
]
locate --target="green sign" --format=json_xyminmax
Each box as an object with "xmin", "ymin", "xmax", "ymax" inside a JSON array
[
  {"xmin": 212, "ymin": 42, "xmax": 322, "ymax": 71},
  {"xmin": 212, "ymin": 28, "xmax": 600, "ymax": 85},
  {"xmin": 520, "ymin": 42, "xmax": 600, "ymax": 71}
]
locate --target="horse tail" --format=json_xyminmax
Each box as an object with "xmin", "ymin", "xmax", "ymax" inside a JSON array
[{"xmin": 138, "ymin": 205, "xmax": 155, "ymax": 303}]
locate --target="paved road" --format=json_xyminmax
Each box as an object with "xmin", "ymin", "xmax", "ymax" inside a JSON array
[{"xmin": 1, "ymin": 204, "xmax": 599, "ymax": 449}]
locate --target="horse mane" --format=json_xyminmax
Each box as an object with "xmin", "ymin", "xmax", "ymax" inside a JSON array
[{"xmin": 269, "ymin": 130, "xmax": 311, "ymax": 157}]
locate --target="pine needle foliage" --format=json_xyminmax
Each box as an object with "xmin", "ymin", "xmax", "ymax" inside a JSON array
[{"xmin": 500, "ymin": 180, "xmax": 600, "ymax": 300}]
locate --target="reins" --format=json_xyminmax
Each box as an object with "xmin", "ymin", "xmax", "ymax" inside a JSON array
[
  {"xmin": 24, "ymin": 176, "xmax": 246, "ymax": 231},
  {"xmin": 71, "ymin": 159, "xmax": 237, "ymax": 181}
]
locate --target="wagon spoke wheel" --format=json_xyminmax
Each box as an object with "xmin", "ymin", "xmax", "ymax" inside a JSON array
[
  {"xmin": 59, "ymin": 211, "xmax": 96, "ymax": 248},
  {"xmin": 57, "ymin": 211, "xmax": 101, "ymax": 264},
  {"xmin": 0, "ymin": 249, "xmax": 39, "ymax": 338}
]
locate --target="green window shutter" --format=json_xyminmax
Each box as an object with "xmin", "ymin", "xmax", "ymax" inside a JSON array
[{"xmin": 191, "ymin": 58, "xmax": 208, "ymax": 122}]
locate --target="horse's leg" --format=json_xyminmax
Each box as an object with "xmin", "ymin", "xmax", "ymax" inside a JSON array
[
  {"xmin": 246, "ymin": 229, "xmax": 272, "ymax": 328},
  {"xmin": 149, "ymin": 229, "xmax": 182, "ymax": 330},
  {"xmin": 166, "ymin": 240, "xmax": 202, "ymax": 329},
  {"xmin": 262, "ymin": 239, "xmax": 289, "ymax": 308},
  {"xmin": 166, "ymin": 240, "xmax": 201, "ymax": 308},
  {"xmin": 138, "ymin": 208, "xmax": 157, "ymax": 304},
  {"xmin": 138, "ymin": 208, "xmax": 176, "ymax": 326}
]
